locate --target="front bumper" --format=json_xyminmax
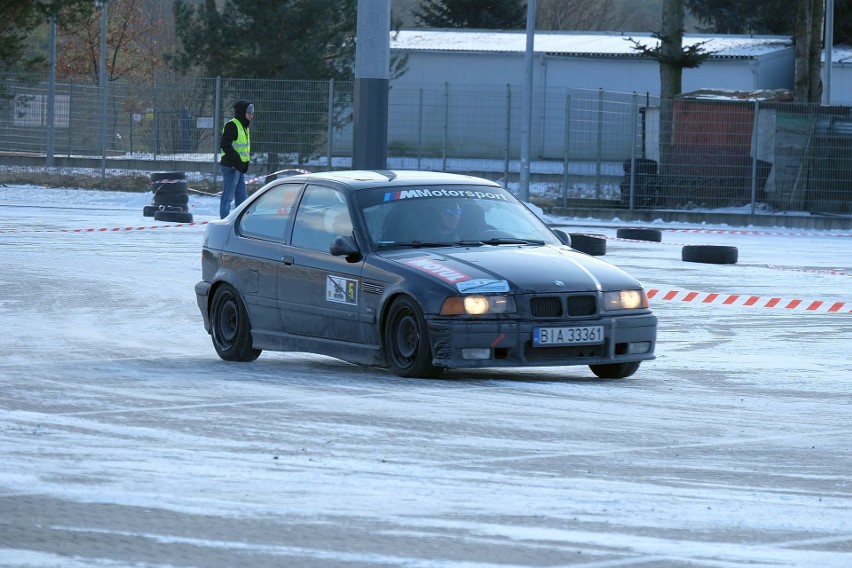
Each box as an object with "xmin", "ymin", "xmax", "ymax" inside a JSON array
[
  {"xmin": 426, "ymin": 313, "xmax": 657, "ymax": 369},
  {"xmin": 195, "ymin": 280, "xmax": 212, "ymax": 332}
]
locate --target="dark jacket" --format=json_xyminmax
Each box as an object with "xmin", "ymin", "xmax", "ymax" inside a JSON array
[{"xmin": 220, "ymin": 100, "xmax": 253, "ymax": 172}]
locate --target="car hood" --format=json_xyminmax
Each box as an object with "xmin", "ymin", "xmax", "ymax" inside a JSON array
[{"xmin": 379, "ymin": 245, "xmax": 643, "ymax": 293}]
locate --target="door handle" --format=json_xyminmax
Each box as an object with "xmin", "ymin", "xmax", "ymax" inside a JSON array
[{"xmin": 281, "ymin": 256, "xmax": 294, "ymax": 265}]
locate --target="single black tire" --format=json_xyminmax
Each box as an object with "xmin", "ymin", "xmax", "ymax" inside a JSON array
[
  {"xmin": 142, "ymin": 205, "xmax": 157, "ymax": 217},
  {"xmin": 153, "ymin": 192, "xmax": 189, "ymax": 206},
  {"xmin": 384, "ymin": 296, "xmax": 442, "ymax": 378},
  {"xmin": 616, "ymin": 227, "xmax": 663, "ymax": 242},
  {"xmin": 150, "ymin": 171, "xmax": 185, "ymax": 182},
  {"xmin": 209, "ymin": 284, "xmax": 261, "ymax": 362},
  {"xmin": 150, "ymin": 180, "xmax": 188, "ymax": 195},
  {"xmin": 569, "ymin": 233, "xmax": 607, "ymax": 256},
  {"xmin": 590, "ymin": 361, "xmax": 640, "ymax": 379},
  {"xmin": 682, "ymin": 245, "xmax": 739, "ymax": 265},
  {"xmin": 154, "ymin": 210, "xmax": 193, "ymax": 223}
]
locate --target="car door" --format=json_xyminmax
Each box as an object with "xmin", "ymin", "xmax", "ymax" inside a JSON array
[
  {"xmin": 229, "ymin": 181, "xmax": 303, "ymax": 334},
  {"xmin": 277, "ymin": 184, "xmax": 367, "ymax": 343}
]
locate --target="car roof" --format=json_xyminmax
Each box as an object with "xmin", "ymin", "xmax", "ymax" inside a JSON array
[{"xmin": 278, "ymin": 170, "xmax": 502, "ymax": 191}]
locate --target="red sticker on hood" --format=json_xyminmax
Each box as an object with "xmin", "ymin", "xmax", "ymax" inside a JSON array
[{"xmin": 405, "ymin": 258, "xmax": 471, "ymax": 284}]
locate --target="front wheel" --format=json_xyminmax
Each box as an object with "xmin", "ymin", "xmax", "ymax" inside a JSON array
[
  {"xmin": 210, "ymin": 284, "xmax": 261, "ymax": 362},
  {"xmin": 384, "ymin": 297, "xmax": 442, "ymax": 378},
  {"xmin": 589, "ymin": 361, "xmax": 640, "ymax": 379}
]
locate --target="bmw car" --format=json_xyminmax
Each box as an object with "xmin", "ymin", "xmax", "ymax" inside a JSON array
[{"xmin": 195, "ymin": 170, "xmax": 657, "ymax": 379}]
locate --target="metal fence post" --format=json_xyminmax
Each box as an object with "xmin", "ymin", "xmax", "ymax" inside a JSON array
[
  {"xmin": 326, "ymin": 79, "xmax": 334, "ymax": 171},
  {"xmin": 562, "ymin": 94, "xmax": 571, "ymax": 207},
  {"xmin": 750, "ymin": 99, "xmax": 760, "ymax": 215},
  {"xmin": 213, "ymin": 77, "xmax": 221, "ymax": 181},
  {"xmin": 442, "ymin": 82, "xmax": 448, "ymax": 172},
  {"xmin": 628, "ymin": 93, "xmax": 639, "ymax": 210},
  {"xmin": 504, "ymin": 84, "xmax": 512, "ymax": 187},
  {"xmin": 596, "ymin": 88, "xmax": 604, "ymax": 198},
  {"xmin": 417, "ymin": 88, "xmax": 424, "ymax": 170}
]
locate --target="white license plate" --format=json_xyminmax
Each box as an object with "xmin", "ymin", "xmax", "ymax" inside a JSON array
[{"xmin": 533, "ymin": 325, "xmax": 604, "ymax": 346}]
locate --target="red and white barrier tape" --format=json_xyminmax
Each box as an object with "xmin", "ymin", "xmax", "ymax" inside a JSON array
[
  {"xmin": 0, "ymin": 221, "xmax": 208, "ymax": 234},
  {"xmin": 647, "ymin": 288, "xmax": 851, "ymax": 313},
  {"xmin": 665, "ymin": 228, "xmax": 852, "ymax": 238}
]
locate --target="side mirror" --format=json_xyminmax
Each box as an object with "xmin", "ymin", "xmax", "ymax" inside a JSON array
[
  {"xmin": 552, "ymin": 228, "xmax": 572, "ymax": 247},
  {"xmin": 330, "ymin": 235, "xmax": 362, "ymax": 263}
]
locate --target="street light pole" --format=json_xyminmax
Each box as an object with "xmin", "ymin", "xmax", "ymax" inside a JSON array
[
  {"xmin": 519, "ymin": 0, "xmax": 536, "ymax": 201},
  {"xmin": 97, "ymin": 0, "xmax": 108, "ymax": 188},
  {"xmin": 824, "ymin": 0, "xmax": 834, "ymax": 105},
  {"xmin": 47, "ymin": 13, "xmax": 56, "ymax": 167}
]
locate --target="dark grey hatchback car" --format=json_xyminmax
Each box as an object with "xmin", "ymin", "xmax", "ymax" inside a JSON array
[{"xmin": 195, "ymin": 170, "xmax": 656, "ymax": 378}]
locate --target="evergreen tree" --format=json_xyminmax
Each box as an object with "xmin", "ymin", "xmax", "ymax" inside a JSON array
[
  {"xmin": 0, "ymin": 0, "xmax": 93, "ymax": 72},
  {"xmin": 684, "ymin": 0, "xmax": 795, "ymax": 34},
  {"xmin": 414, "ymin": 0, "xmax": 526, "ymax": 29},
  {"xmin": 168, "ymin": 0, "xmax": 358, "ymax": 81}
]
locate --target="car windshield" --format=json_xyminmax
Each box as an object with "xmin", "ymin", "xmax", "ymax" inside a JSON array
[{"xmin": 355, "ymin": 183, "xmax": 562, "ymax": 249}]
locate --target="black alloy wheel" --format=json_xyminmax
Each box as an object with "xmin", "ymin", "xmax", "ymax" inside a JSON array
[
  {"xmin": 210, "ymin": 284, "xmax": 262, "ymax": 362},
  {"xmin": 384, "ymin": 296, "xmax": 442, "ymax": 378}
]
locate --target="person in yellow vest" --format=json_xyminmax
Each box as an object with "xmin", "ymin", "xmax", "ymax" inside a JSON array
[{"xmin": 219, "ymin": 100, "xmax": 254, "ymax": 218}]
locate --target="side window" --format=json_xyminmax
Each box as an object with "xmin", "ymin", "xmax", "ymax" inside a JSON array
[
  {"xmin": 291, "ymin": 185, "xmax": 349, "ymax": 252},
  {"xmin": 238, "ymin": 183, "xmax": 301, "ymax": 241}
]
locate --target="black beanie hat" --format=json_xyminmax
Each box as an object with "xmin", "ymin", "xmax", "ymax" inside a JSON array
[{"xmin": 233, "ymin": 100, "xmax": 253, "ymax": 119}]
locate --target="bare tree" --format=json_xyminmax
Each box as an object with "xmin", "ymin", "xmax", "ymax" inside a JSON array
[
  {"xmin": 794, "ymin": 0, "xmax": 824, "ymax": 102},
  {"xmin": 56, "ymin": 0, "xmax": 163, "ymax": 83}
]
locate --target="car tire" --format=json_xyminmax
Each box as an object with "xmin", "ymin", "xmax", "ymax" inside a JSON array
[
  {"xmin": 616, "ymin": 227, "xmax": 662, "ymax": 242},
  {"xmin": 153, "ymin": 192, "xmax": 189, "ymax": 206},
  {"xmin": 569, "ymin": 233, "xmax": 607, "ymax": 256},
  {"xmin": 150, "ymin": 172, "xmax": 185, "ymax": 182},
  {"xmin": 209, "ymin": 284, "xmax": 262, "ymax": 362},
  {"xmin": 154, "ymin": 210, "xmax": 193, "ymax": 223},
  {"xmin": 682, "ymin": 245, "xmax": 738, "ymax": 265},
  {"xmin": 150, "ymin": 180, "xmax": 188, "ymax": 195},
  {"xmin": 590, "ymin": 361, "xmax": 640, "ymax": 379},
  {"xmin": 384, "ymin": 296, "xmax": 442, "ymax": 378},
  {"xmin": 142, "ymin": 205, "xmax": 157, "ymax": 217}
]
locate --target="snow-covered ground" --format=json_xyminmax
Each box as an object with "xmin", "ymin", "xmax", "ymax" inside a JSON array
[{"xmin": 1, "ymin": 184, "xmax": 851, "ymax": 567}]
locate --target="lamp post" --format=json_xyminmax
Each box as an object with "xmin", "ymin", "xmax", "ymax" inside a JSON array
[
  {"xmin": 96, "ymin": 0, "xmax": 108, "ymax": 187},
  {"xmin": 824, "ymin": 0, "xmax": 834, "ymax": 105},
  {"xmin": 47, "ymin": 10, "xmax": 56, "ymax": 167},
  {"xmin": 519, "ymin": 0, "xmax": 536, "ymax": 201}
]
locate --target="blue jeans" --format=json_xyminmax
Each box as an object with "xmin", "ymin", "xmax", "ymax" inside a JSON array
[{"xmin": 220, "ymin": 165, "xmax": 247, "ymax": 218}]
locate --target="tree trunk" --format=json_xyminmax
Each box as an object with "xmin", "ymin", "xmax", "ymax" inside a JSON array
[
  {"xmin": 795, "ymin": 0, "xmax": 824, "ymax": 102},
  {"xmin": 659, "ymin": 0, "xmax": 684, "ymax": 101},
  {"xmin": 659, "ymin": 0, "xmax": 684, "ymax": 180}
]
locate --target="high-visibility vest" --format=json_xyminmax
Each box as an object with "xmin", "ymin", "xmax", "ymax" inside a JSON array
[{"xmin": 219, "ymin": 118, "xmax": 250, "ymax": 163}]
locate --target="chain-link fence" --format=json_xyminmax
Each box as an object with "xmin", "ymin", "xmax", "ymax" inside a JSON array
[{"xmin": 1, "ymin": 73, "xmax": 851, "ymax": 216}]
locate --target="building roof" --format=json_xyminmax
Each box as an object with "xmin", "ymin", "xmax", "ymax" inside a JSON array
[{"xmin": 391, "ymin": 30, "xmax": 793, "ymax": 60}]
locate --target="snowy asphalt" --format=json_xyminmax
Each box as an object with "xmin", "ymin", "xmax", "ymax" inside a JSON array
[{"xmin": 1, "ymin": 186, "xmax": 851, "ymax": 567}]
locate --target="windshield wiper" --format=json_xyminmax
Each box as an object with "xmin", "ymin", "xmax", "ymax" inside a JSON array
[
  {"xmin": 478, "ymin": 237, "xmax": 545, "ymax": 246},
  {"xmin": 380, "ymin": 240, "xmax": 456, "ymax": 249}
]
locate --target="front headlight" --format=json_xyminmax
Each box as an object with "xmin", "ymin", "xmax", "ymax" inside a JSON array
[
  {"xmin": 440, "ymin": 295, "xmax": 516, "ymax": 315},
  {"xmin": 603, "ymin": 289, "xmax": 648, "ymax": 311}
]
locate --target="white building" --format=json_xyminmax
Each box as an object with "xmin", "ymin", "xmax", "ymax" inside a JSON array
[
  {"xmin": 827, "ymin": 46, "xmax": 852, "ymax": 105},
  {"xmin": 390, "ymin": 30, "xmax": 796, "ymax": 96}
]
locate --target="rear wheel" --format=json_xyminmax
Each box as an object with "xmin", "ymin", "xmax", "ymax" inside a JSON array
[
  {"xmin": 384, "ymin": 296, "xmax": 442, "ymax": 378},
  {"xmin": 589, "ymin": 361, "xmax": 640, "ymax": 379},
  {"xmin": 210, "ymin": 284, "xmax": 261, "ymax": 362}
]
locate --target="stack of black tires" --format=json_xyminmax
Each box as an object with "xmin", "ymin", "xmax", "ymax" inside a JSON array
[{"xmin": 143, "ymin": 172, "xmax": 193, "ymax": 223}]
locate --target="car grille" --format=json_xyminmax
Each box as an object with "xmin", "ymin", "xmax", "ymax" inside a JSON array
[
  {"xmin": 529, "ymin": 294, "xmax": 597, "ymax": 318},
  {"xmin": 523, "ymin": 342, "xmax": 606, "ymax": 360}
]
